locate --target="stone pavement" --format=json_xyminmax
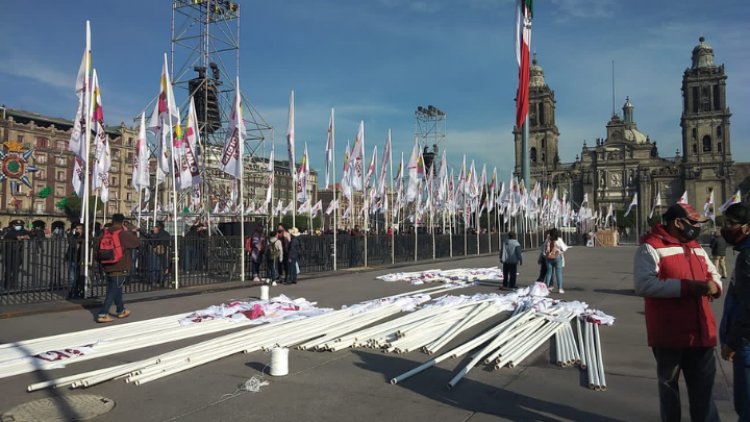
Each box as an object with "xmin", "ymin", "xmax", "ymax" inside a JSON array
[{"xmin": 0, "ymin": 246, "xmax": 738, "ymax": 421}]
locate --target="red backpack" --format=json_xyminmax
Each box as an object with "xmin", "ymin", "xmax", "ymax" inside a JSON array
[{"xmin": 98, "ymin": 228, "xmax": 124, "ymax": 264}]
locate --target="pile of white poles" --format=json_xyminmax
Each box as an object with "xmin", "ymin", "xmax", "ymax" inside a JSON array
[
  {"xmin": 3, "ymin": 297, "xmax": 326, "ymax": 381},
  {"xmin": 25, "ymin": 284, "xmax": 466, "ymax": 391},
  {"xmin": 376, "ymin": 267, "xmax": 503, "ymax": 285}
]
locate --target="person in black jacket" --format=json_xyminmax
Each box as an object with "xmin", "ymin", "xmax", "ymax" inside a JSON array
[
  {"xmin": 3, "ymin": 219, "xmax": 30, "ymax": 290},
  {"xmin": 66, "ymin": 222, "xmax": 85, "ymax": 298},
  {"xmin": 720, "ymin": 203, "xmax": 750, "ymax": 420},
  {"xmin": 148, "ymin": 221, "xmax": 171, "ymax": 286},
  {"xmin": 286, "ymin": 227, "xmax": 301, "ymax": 284},
  {"xmin": 710, "ymin": 229, "xmax": 728, "ymax": 279}
]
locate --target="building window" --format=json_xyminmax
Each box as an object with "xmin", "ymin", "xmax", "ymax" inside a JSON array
[
  {"xmin": 126, "ymin": 193, "xmax": 133, "ymax": 201},
  {"xmin": 126, "ymin": 177, "xmax": 132, "ymax": 186},
  {"xmin": 541, "ymin": 153, "xmax": 546, "ymax": 163},
  {"xmin": 57, "ymin": 171, "xmax": 65, "ymax": 182},
  {"xmin": 717, "ymin": 126, "xmax": 722, "ymax": 139},
  {"xmin": 56, "ymin": 156, "xmax": 67, "ymax": 167},
  {"xmin": 35, "ymin": 153, "xmax": 47, "ymax": 165},
  {"xmin": 37, "ymin": 169, "xmax": 46, "ymax": 179},
  {"xmin": 718, "ymin": 142, "xmax": 723, "ymax": 153},
  {"xmin": 55, "ymin": 185, "xmax": 65, "ymax": 197},
  {"xmin": 692, "ymin": 144, "xmax": 697, "ymax": 154},
  {"xmin": 530, "ymin": 147, "xmax": 537, "ymax": 163},
  {"xmin": 127, "ymin": 137, "xmax": 133, "ymax": 146},
  {"xmin": 56, "ymin": 140, "xmax": 65, "ymax": 150},
  {"xmin": 713, "ymin": 84, "xmax": 721, "ymax": 110},
  {"xmin": 692, "ymin": 128, "xmax": 697, "ymax": 140},
  {"xmin": 36, "ymin": 137, "xmax": 48, "ymax": 148},
  {"xmin": 111, "ymin": 176, "xmax": 118, "ymax": 187},
  {"xmin": 541, "ymin": 138, "xmax": 546, "ymax": 148},
  {"xmin": 702, "ymin": 136, "xmax": 712, "ymax": 152},
  {"xmin": 691, "ymin": 87, "xmax": 699, "ymax": 113},
  {"xmin": 17, "ymin": 134, "xmax": 24, "ymax": 143}
]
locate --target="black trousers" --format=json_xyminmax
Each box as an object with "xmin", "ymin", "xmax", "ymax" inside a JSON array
[
  {"xmin": 502, "ymin": 263, "xmax": 518, "ymax": 288},
  {"xmin": 651, "ymin": 347, "xmax": 720, "ymax": 422}
]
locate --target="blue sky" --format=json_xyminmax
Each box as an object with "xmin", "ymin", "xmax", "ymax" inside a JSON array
[{"xmin": 1, "ymin": 0, "xmax": 748, "ymax": 185}]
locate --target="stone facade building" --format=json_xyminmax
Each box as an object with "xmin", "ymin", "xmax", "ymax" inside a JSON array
[{"xmin": 514, "ymin": 37, "xmax": 737, "ymax": 229}]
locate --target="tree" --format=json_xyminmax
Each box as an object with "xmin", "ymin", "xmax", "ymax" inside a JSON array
[{"xmin": 58, "ymin": 195, "xmax": 104, "ymax": 224}]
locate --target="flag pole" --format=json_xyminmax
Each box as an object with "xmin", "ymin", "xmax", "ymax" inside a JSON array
[
  {"xmin": 389, "ymin": 130, "xmax": 394, "ymax": 265},
  {"xmin": 331, "ymin": 109, "xmax": 337, "ymax": 271},
  {"xmin": 82, "ymin": 21, "xmax": 92, "ymax": 299}
]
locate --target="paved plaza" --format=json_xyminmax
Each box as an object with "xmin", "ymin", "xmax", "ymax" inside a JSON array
[{"xmin": 0, "ymin": 245, "xmax": 737, "ymax": 421}]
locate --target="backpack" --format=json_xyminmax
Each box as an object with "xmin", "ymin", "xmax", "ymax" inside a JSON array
[
  {"xmin": 268, "ymin": 239, "xmax": 281, "ymax": 261},
  {"xmin": 98, "ymin": 228, "xmax": 124, "ymax": 264},
  {"xmin": 545, "ymin": 240, "xmax": 559, "ymax": 261}
]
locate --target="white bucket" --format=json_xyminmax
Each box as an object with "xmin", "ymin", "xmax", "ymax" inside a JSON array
[
  {"xmin": 260, "ymin": 285, "xmax": 269, "ymax": 301},
  {"xmin": 270, "ymin": 347, "xmax": 289, "ymax": 376}
]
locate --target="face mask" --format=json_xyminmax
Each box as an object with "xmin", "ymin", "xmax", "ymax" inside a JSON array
[
  {"xmin": 677, "ymin": 220, "xmax": 701, "ymax": 242},
  {"xmin": 721, "ymin": 226, "xmax": 748, "ymax": 246},
  {"xmin": 14, "ymin": 225, "xmax": 22, "ymax": 231}
]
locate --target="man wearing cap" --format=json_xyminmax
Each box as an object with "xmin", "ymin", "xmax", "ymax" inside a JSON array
[{"xmin": 634, "ymin": 203, "xmax": 722, "ymax": 421}]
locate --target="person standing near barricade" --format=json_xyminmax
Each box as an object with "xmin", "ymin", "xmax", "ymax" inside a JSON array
[
  {"xmin": 500, "ymin": 231, "xmax": 522, "ymax": 289},
  {"xmin": 277, "ymin": 223, "xmax": 290, "ymax": 282},
  {"xmin": 248, "ymin": 226, "xmax": 265, "ymax": 282},
  {"xmin": 286, "ymin": 227, "xmax": 301, "ymax": 284},
  {"xmin": 3, "ymin": 219, "xmax": 30, "ymax": 290},
  {"xmin": 66, "ymin": 222, "xmax": 85, "ymax": 299},
  {"xmin": 266, "ymin": 230, "xmax": 283, "ymax": 283},
  {"xmin": 719, "ymin": 203, "xmax": 750, "ymax": 420},
  {"xmin": 633, "ymin": 203, "xmax": 722, "ymax": 422},
  {"xmin": 148, "ymin": 221, "xmax": 170, "ymax": 286},
  {"xmin": 710, "ymin": 229, "xmax": 728, "ymax": 279},
  {"xmin": 94, "ymin": 213, "xmax": 140, "ymax": 323}
]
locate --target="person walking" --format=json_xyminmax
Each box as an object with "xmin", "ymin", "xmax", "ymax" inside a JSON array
[
  {"xmin": 94, "ymin": 213, "xmax": 140, "ymax": 323},
  {"xmin": 719, "ymin": 203, "xmax": 750, "ymax": 420},
  {"xmin": 500, "ymin": 232, "xmax": 523, "ymax": 289},
  {"xmin": 633, "ymin": 203, "xmax": 722, "ymax": 422},
  {"xmin": 286, "ymin": 227, "xmax": 301, "ymax": 284},
  {"xmin": 543, "ymin": 228, "xmax": 568, "ymax": 293},
  {"xmin": 265, "ymin": 230, "xmax": 283, "ymax": 283},
  {"xmin": 710, "ymin": 229, "xmax": 728, "ymax": 279}
]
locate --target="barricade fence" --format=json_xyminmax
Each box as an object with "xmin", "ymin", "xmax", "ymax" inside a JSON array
[{"xmin": 0, "ymin": 231, "xmax": 592, "ymax": 306}]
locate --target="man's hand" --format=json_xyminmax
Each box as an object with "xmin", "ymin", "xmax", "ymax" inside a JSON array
[
  {"xmin": 707, "ymin": 281, "xmax": 719, "ymax": 296},
  {"xmin": 722, "ymin": 344, "xmax": 736, "ymax": 362},
  {"xmin": 684, "ymin": 280, "xmax": 709, "ymax": 297}
]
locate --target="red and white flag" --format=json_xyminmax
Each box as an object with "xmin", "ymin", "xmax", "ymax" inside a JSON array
[
  {"xmin": 176, "ymin": 96, "xmax": 202, "ymax": 190},
  {"xmin": 515, "ymin": 0, "xmax": 533, "ymax": 128},
  {"xmin": 677, "ymin": 190, "xmax": 688, "ymax": 204},
  {"xmin": 90, "ymin": 70, "xmax": 111, "ymax": 203},
  {"xmin": 219, "ymin": 77, "xmax": 244, "ymax": 179}
]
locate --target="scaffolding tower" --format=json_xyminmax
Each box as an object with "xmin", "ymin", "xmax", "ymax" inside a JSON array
[
  {"xmin": 414, "ymin": 105, "xmax": 446, "ymax": 174},
  {"xmin": 169, "ymin": 0, "xmax": 272, "ymax": 224}
]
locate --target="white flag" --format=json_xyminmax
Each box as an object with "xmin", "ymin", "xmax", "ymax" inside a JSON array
[
  {"xmin": 286, "ymin": 90, "xmax": 296, "ymax": 182},
  {"xmin": 176, "ymin": 97, "xmax": 202, "ymax": 190},
  {"xmin": 704, "ymin": 190, "xmax": 715, "ymax": 222},
  {"xmin": 649, "ymin": 190, "xmax": 662, "ymax": 219},
  {"xmin": 324, "ymin": 109, "xmax": 333, "ymax": 189},
  {"xmin": 719, "ymin": 190, "xmax": 741, "ymax": 214},
  {"xmin": 310, "ymin": 200, "xmax": 323, "ymax": 218},
  {"xmin": 678, "ymin": 190, "xmax": 688, "ymax": 204},
  {"xmin": 133, "ymin": 112, "xmax": 151, "ymax": 190},
  {"xmin": 623, "ymin": 193, "xmax": 638, "ymax": 217},
  {"xmin": 219, "ymin": 77, "xmax": 244, "ymax": 179},
  {"xmin": 350, "ymin": 121, "xmax": 365, "ymax": 191}
]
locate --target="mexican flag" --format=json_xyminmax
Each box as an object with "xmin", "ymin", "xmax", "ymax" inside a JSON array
[{"xmin": 515, "ymin": 0, "xmax": 533, "ymax": 129}]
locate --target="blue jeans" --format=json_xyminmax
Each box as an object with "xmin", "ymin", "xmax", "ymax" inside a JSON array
[
  {"xmin": 149, "ymin": 253, "xmax": 165, "ymax": 284},
  {"xmin": 98, "ymin": 274, "xmax": 128, "ymax": 316},
  {"xmin": 266, "ymin": 261, "xmax": 277, "ymax": 280},
  {"xmin": 544, "ymin": 255, "xmax": 563, "ymax": 289}
]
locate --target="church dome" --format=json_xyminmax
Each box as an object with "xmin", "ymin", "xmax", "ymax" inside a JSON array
[
  {"xmin": 624, "ymin": 127, "xmax": 648, "ymax": 144},
  {"xmin": 691, "ymin": 36, "xmax": 715, "ymax": 69},
  {"xmin": 530, "ymin": 55, "xmax": 545, "ymax": 88}
]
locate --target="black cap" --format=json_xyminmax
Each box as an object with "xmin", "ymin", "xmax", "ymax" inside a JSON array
[
  {"xmin": 724, "ymin": 203, "xmax": 750, "ymax": 225},
  {"xmin": 10, "ymin": 219, "xmax": 24, "ymax": 226},
  {"xmin": 156, "ymin": 221, "xmax": 165, "ymax": 228}
]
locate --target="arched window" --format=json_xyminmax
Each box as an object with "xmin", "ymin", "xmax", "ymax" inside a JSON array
[
  {"xmin": 530, "ymin": 147, "xmax": 537, "ymax": 163},
  {"xmin": 541, "ymin": 153, "xmax": 546, "ymax": 163},
  {"xmin": 702, "ymin": 135, "xmax": 712, "ymax": 152},
  {"xmin": 541, "ymin": 138, "xmax": 546, "ymax": 148},
  {"xmin": 717, "ymin": 126, "xmax": 723, "ymax": 139}
]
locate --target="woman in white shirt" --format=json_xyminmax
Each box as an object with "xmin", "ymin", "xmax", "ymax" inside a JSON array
[{"xmin": 543, "ymin": 228, "xmax": 569, "ymax": 293}]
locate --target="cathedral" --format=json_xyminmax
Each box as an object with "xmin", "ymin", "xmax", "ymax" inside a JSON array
[{"xmin": 514, "ymin": 37, "xmax": 737, "ymax": 229}]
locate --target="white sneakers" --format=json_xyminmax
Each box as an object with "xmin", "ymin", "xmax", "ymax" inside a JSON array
[{"xmin": 558, "ymin": 288, "xmax": 565, "ymax": 294}]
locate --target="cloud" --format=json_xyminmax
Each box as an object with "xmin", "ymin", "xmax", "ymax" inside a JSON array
[
  {"xmin": 549, "ymin": 0, "xmax": 619, "ymax": 20},
  {"xmin": 0, "ymin": 55, "xmax": 75, "ymax": 91}
]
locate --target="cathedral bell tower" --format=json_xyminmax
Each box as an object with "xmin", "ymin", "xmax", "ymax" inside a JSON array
[
  {"xmin": 514, "ymin": 55, "xmax": 560, "ymax": 178},
  {"xmin": 680, "ymin": 37, "xmax": 732, "ymax": 165}
]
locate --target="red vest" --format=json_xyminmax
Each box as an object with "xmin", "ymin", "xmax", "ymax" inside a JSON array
[{"xmin": 641, "ymin": 225, "xmax": 718, "ymax": 348}]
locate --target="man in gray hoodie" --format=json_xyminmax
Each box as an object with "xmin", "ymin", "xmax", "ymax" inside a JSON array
[{"xmin": 500, "ymin": 232, "xmax": 523, "ymax": 289}]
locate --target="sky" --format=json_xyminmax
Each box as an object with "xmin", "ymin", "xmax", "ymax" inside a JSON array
[{"xmin": 1, "ymin": 0, "xmax": 749, "ymax": 186}]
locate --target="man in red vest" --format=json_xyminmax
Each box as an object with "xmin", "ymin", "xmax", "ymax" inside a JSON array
[{"xmin": 634, "ymin": 203, "xmax": 722, "ymax": 421}]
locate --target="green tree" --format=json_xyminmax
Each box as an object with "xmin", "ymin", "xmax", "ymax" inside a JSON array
[{"xmin": 59, "ymin": 194, "xmax": 104, "ymax": 224}]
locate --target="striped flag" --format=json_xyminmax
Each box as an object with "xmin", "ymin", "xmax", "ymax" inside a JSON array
[{"xmin": 515, "ymin": 0, "xmax": 533, "ymax": 128}]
